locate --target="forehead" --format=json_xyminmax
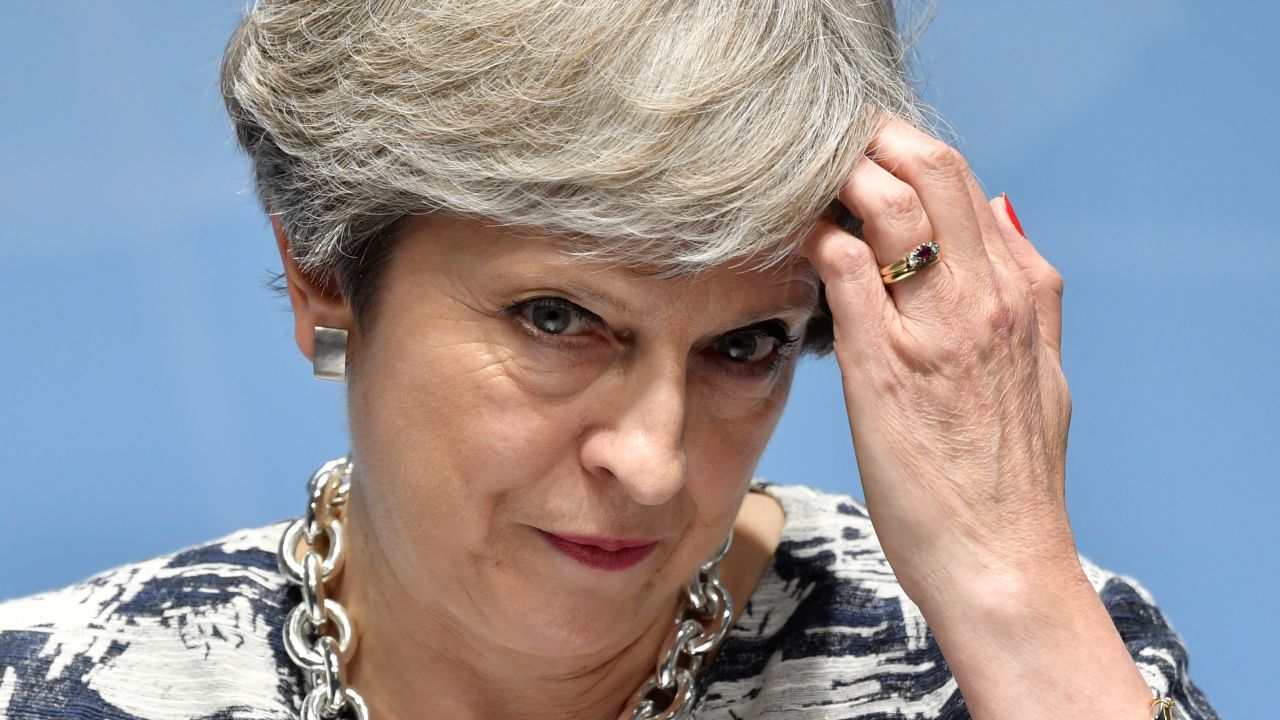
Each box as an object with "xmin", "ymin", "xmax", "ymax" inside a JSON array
[{"xmin": 398, "ymin": 212, "xmax": 821, "ymax": 308}]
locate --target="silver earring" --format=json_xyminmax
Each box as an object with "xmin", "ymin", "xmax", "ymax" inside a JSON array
[{"xmin": 313, "ymin": 326, "xmax": 348, "ymax": 382}]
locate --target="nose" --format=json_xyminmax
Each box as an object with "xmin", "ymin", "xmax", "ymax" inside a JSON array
[{"xmin": 578, "ymin": 357, "xmax": 689, "ymax": 506}]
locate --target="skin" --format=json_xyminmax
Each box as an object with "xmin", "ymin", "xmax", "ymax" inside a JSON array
[
  {"xmin": 278, "ymin": 114, "xmax": 1156, "ymax": 719},
  {"xmin": 276, "ymin": 211, "xmax": 809, "ymax": 720},
  {"xmin": 799, "ymin": 115, "xmax": 1153, "ymax": 718}
]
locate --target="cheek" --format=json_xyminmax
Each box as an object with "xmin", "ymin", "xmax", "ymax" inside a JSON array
[
  {"xmin": 346, "ymin": 322, "xmax": 576, "ymax": 565},
  {"xmin": 684, "ymin": 374, "xmax": 792, "ymax": 515},
  {"xmin": 688, "ymin": 343, "xmax": 801, "ymax": 415},
  {"xmin": 691, "ymin": 359, "xmax": 795, "ymax": 439},
  {"xmin": 491, "ymin": 331, "xmax": 617, "ymax": 399}
]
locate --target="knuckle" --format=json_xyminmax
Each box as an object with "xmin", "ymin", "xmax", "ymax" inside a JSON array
[
  {"xmin": 917, "ymin": 142, "xmax": 966, "ymax": 176},
  {"xmin": 824, "ymin": 237, "xmax": 877, "ymax": 278},
  {"xmin": 880, "ymin": 186, "xmax": 920, "ymax": 217},
  {"xmin": 1041, "ymin": 266, "xmax": 1065, "ymax": 297},
  {"xmin": 874, "ymin": 187, "xmax": 923, "ymax": 229}
]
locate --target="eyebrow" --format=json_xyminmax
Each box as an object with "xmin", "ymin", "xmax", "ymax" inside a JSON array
[
  {"xmin": 734, "ymin": 302, "xmax": 818, "ymax": 328},
  {"xmin": 557, "ymin": 277, "xmax": 820, "ymax": 330},
  {"xmin": 555, "ymin": 280, "xmax": 634, "ymax": 316}
]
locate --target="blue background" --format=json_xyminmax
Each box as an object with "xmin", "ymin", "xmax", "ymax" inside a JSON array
[{"xmin": 1, "ymin": 3, "xmax": 1273, "ymax": 716}]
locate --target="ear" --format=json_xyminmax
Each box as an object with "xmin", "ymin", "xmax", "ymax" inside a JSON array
[{"xmin": 271, "ymin": 210, "xmax": 357, "ymax": 362}]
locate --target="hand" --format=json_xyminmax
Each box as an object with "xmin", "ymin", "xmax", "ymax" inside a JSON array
[{"xmin": 800, "ymin": 116, "xmax": 1080, "ymax": 616}]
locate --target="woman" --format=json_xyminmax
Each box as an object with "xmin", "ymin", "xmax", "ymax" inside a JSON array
[{"xmin": 0, "ymin": 1, "xmax": 1218, "ymax": 719}]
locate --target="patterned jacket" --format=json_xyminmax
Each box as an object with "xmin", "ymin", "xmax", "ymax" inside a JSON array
[{"xmin": 0, "ymin": 482, "xmax": 1220, "ymax": 719}]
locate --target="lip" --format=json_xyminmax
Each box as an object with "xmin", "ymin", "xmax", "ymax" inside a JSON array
[{"xmin": 537, "ymin": 530, "xmax": 659, "ymax": 571}]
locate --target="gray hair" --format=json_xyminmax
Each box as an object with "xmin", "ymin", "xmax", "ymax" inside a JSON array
[{"xmin": 220, "ymin": 0, "xmax": 939, "ymax": 344}]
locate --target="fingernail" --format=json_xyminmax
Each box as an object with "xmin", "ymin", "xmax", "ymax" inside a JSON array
[{"xmin": 1001, "ymin": 192, "xmax": 1026, "ymax": 238}]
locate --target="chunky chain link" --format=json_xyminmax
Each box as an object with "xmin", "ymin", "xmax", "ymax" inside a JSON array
[
  {"xmin": 278, "ymin": 456, "xmax": 735, "ymax": 720},
  {"xmin": 278, "ymin": 457, "xmax": 369, "ymax": 720},
  {"xmin": 617, "ymin": 530, "xmax": 735, "ymax": 720}
]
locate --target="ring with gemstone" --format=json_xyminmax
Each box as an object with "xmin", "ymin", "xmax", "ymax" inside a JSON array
[{"xmin": 879, "ymin": 241, "xmax": 941, "ymax": 284}]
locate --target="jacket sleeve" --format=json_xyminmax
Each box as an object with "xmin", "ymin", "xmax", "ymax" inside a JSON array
[{"xmin": 1080, "ymin": 554, "xmax": 1222, "ymax": 720}]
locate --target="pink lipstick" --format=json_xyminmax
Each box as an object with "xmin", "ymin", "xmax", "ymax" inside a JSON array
[{"xmin": 538, "ymin": 530, "xmax": 659, "ymax": 571}]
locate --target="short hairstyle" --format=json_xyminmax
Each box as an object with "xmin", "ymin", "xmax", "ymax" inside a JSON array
[{"xmin": 220, "ymin": 0, "xmax": 940, "ymax": 354}]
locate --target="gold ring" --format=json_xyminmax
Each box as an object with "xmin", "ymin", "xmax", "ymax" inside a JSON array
[{"xmin": 879, "ymin": 241, "xmax": 941, "ymax": 284}]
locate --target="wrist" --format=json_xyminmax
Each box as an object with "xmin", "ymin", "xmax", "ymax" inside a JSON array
[
  {"xmin": 906, "ymin": 541, "xmax": 1087, "ymax": 631},
  {"xmin": 910, "ymin": 561, "xmax": 1154, "ymax": 720},
  {"xmin": 935, "ymin": 561, "xmax": 1085, "ymax": 629}
]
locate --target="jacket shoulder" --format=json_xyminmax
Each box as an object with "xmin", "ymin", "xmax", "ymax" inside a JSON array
[{"xmin": 0, "ymin": 522, "xmax": 302, "ymax": 719}]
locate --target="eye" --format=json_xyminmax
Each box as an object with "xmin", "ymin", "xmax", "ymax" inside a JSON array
[
  {"xmin": 710, "ymin": 322, "xmax": 799, "ymax": 372},
  {"xmin": 713, "ymin": 332, "xmax": 774, "ymax": 363},
  {"xmin": 509, "ymin": 296, "xmax": 600, "ymax": 338}
]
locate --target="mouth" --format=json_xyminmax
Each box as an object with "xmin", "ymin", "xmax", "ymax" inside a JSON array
[{"xmin": 537, "ymin": 530, "xmax": 660, "ymax": 572}]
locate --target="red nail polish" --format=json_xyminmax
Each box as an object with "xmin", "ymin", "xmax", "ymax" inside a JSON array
[{"xmin": 1002, "ymin": 192, "xmax": 1026, "ymax": 238}]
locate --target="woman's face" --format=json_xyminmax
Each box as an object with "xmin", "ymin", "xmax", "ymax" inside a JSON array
[{"xmin": 343, "ymin": 212, "xmax": 819, "ymax": 659}]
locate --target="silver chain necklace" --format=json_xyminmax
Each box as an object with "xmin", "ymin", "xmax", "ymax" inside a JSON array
[{"xmin": 277, "ymin": 456, "xmax": 736, "ymax": 720}]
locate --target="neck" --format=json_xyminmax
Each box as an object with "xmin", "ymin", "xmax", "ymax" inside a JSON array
[{"xmin": 326, "ymin": 492, "xmax": 682, "ymax": 720}]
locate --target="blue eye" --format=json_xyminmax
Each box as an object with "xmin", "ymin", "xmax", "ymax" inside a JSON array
[{"xmin": 509, "ymin": 297, "xmax": 599, "ymax": 339}]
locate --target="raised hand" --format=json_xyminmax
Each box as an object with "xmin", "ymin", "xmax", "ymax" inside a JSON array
[{"xmin": 800, "ymin": 115, "xmax": 1078, "ymax": 618}]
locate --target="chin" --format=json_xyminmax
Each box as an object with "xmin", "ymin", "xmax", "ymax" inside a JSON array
[{"xmin": 483, "ymin": 569, "xmax": 672, "ymax": 659}]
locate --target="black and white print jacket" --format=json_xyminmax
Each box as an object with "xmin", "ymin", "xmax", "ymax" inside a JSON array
[{"xmin": 0, "ymin": 482, "xmax": 1220, "ymax": 719}]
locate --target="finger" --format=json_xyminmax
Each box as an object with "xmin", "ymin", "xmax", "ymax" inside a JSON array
[
  {"xmin": 959, "ymin": 163, "xmax": 1028, "ymax": 291},
  {"xmin": 836, "ymin": 155, "xmax": 959, "ymax": 320},
  {"xmin": 799, "ymin": 217, "xmax": 895, "ymax": 364},
  {"xmin": 988, "ymin": 194, "xmax": 1064, "ymax": 358},
  {"xmin": 865, "ymin": 117, "xmax": 995, "ymax": 285}
]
